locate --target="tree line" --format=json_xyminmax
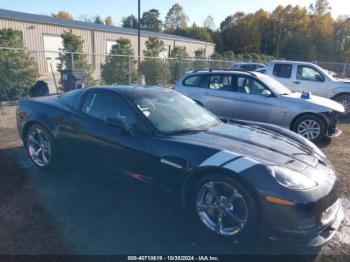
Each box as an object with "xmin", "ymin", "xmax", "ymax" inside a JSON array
[{"xmin": 217, "ymin": 0, "xmax": 350, "ymax": 62}]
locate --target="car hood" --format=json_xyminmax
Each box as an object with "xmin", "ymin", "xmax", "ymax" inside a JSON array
[
  {"xmin": 334, "ymin": 78, "xmax": 350, "ymax": 84},
  {"xmin": 173, "ymin": 123, "xmax": 321, "ymax": 172},
  {"xmin": 282, "ymin": 92, "xmax": 345, "ymax": 113}
]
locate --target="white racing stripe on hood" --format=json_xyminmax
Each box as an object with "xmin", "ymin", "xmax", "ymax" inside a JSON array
[
  {"xmin": 200, "ymin": 150, "xmax": 239, "ymax": 167},
  {"xmin": 224, "ymin": 157, "xmax": 259, "ymax": 173}
]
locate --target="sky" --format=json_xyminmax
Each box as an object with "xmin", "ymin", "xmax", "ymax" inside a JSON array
[{"xmin": 1, "ymin": 0, "xmax": 350, "ymax": 28}]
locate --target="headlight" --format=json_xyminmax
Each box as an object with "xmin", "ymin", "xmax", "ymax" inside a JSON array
[
  {"xmin": 269, "ymin": 166, "xmax": 318, "ymax": 190},
  {"xmin": 321, "ymin": 199, "xmax": 341, "ymax": 226}
]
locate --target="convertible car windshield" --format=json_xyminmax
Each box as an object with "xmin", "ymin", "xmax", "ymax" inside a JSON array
[{"xmin": 130, "ymin": 90, "xmax": 220, "ymax": 133}]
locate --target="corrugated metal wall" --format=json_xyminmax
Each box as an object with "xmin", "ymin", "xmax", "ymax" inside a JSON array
[
  {"xmin": 0, "ymin": 19, "xmax": 215, "ymax": 74},
  {"xmin": 0, "ymin": 19, "xmax": 93, "ymax": 73}
]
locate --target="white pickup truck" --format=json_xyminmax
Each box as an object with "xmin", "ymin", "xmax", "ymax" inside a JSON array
[{"xmin": 266, "ymin": 60, "xmax": 350, "ymax": 115}]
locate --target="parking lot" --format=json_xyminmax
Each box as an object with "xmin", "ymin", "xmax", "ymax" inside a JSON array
[{"xmin": 0, "ymin": 104, "xmax": 349, "ymax": 258}]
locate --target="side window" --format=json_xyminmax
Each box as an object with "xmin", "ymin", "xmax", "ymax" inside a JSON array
[
  {"xmin": 209, "ymin": 75, "xmax": 233, "ymax": 91},
  {"xmin": 273, "ymin": 64, "xmax": 292, "ymax": 78},
  {"xmin": 297, "ymin": 66, "xmax": 325, "ymax": 82},
  {"xmin": 236, "ymin": 76, "xmax": 268, "ymax": 95},
  {"xmin": 241, "ymin": 64, "xmax": 255, "ymax": 71},
  {"xmin": 183, "ymin": 75, "xmax": 206, "ymax": 88},
  {"xmin": 59, "ymin": 89, "xmax": 82, "ymax": 109},
  {"xmin": 82, "ymin": 92, "xmax": 137, "ymax": 127}
]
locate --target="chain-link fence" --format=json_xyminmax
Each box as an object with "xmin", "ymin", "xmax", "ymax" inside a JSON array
[
  {"xmin": 316, "ymin": 62, "xmax": 350, "ymax": 78},
  {"xmin": 1, "ymin": 46, "xmax": 349, "ymax": 102}
]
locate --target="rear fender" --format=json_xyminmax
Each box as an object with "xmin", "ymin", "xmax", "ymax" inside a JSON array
[{"xmin": 19, "ymin": 101, "xmax": 61, "ymax": 140}]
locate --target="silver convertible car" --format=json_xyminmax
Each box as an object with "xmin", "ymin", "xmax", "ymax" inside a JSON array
[{"xmin": 175, "ymin": 70, "xmax": 345, "ymax": 142}]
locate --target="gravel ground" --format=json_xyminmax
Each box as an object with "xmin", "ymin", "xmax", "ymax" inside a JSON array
[
  {"xmin": 319, "ymin": 119, "xmax": 350, "ymax": 199},
  {"xmin": 0, "ymin": 105, "xmax": 349, "ymax": 259}
]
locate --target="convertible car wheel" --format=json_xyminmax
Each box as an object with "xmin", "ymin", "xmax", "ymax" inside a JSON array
[
  {"xmin": 25, "ymin": 124, "xmax": 56, "ymax": 169},
  {"xmin": 293, "ymin": 114, "xmax": 326, "ymax": 142},
  {"xmin": 192, "ymin": 175, "xmax": 256, "ymax": 240}
]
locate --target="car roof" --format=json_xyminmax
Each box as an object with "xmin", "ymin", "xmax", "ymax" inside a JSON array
[
  {"xmin": 269, "ymin": 60, "xmax": 316, "ymax": 66},
  {"xmin": 86, "ymin": 85, "xmax": 171, "ymax": 97},
  {"xmin": 233, "ymin": 62, "xmax": 266, "ymax": 66},
  {"xmin": 183, "ymin": 70, "xmax": 262, "ymax": 77}
]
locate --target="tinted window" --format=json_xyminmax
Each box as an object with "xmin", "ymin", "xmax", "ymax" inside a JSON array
[
  {"xmin": 59, "ymin": 89, "xmax": 82, "ymax": 109},
  {"xmin": 236, "ymin": 76, "xmax": 268, "ymax": 95},
  {"xmin": 241, "ymin": 64, "xmax": 256, "ymax": 71},
  {"xmin": 273, "ymin": 64, "xmax": 292, "ymax": 78},
  {"xmin": 183, "ymin": 75, "xmax": 206, "ymax": 87},
  {"xmin": 297, "ymin": 66, "xmax": 325, "ymax": 82},
  {"xmin": 209, "ymin": 75, "xmax": 233, "ymax": 91},
  {"xmin": 82, "ymin": 92, "xmax": 137, "ymax": 127}
]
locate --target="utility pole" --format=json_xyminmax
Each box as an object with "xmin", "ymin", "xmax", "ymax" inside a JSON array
[
  {"xmin": 276, "ymin": 17, "xmax": 284, "ymax": 59},
  {"xmin": 137, "ymin": 0, "xmax": 141, "ymax": 70}
]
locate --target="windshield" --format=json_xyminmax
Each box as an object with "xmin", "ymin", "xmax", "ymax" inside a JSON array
[
  {"xmin": 130, "ymin": 89, "xmax": 220, "ymax": 134},
  {"xmin": 314, "ymin": 64, "xmax": 336, "ymax": 80},
  {"xmin": 259, "ymin": 75, "xmax": 292, "ymax": 95}
]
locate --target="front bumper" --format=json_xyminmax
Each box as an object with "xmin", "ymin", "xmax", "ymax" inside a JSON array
[
  {"xmin": 321, "ymin": 111, "xmax": 343, "ymax": 137},
  {"xmin": 264, "ymin": 200, "xmax": 344, "ymax": 248},
  {"xmin": 258, "ymin": 170, "xmax": 343, "ymax": 248},
  {"xmin": 327, "ymin": 128, "xmax": 342, "ymax": 138}
]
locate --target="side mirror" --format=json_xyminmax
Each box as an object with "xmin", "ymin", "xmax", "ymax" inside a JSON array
[
  {"xmin": 105, "ymin": 117, "xmax": 134, "ymax": 135},
  {"xmin": 261, "ymin": 90, "xmax": 272, "ymax": 97},
  {"xmin": 315, "ymin": 74, "xmax": 324, "ymax": 82}
]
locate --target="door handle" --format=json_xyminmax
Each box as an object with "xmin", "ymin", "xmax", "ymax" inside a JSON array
[{"xmin": 293, "ymin": 81, "xmax": 300, "ymax": 84}]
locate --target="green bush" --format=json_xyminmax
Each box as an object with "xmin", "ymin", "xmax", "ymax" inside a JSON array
[
  {"xmin": 101, "ymin": 38, "xmax": 137, "ymax": 85},
  {"xmin": 140, "ymin": 37, "xmax": 170, "ymax": 85},
  {"xmin": 169, "ymin": 46, "xmax": 189, "ymax": 82},
  {"xmin": 58, "ymin": 30, "xmax": 97, "ymax": 87},
  {"xmin": 0, "ymin": 29, "xmax": 39, "ymax": 101},
  {"xmin": 140, "ymin": 58, "xmax": 170, "ymax": 85},
  {"xmin": 192, "ymin": 49, "xmax": 209, "ymax": 70}
]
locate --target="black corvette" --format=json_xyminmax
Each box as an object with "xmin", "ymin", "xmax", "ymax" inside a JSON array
[{"xmin": 16, "ymin": 86, "xmax": 343, "ymax": 247}]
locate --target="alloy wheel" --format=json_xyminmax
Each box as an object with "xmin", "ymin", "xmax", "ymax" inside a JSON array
[
  {"xmin": 196, "ymin": 181, "xmax": 248, "ymax": 236},
  {"xmin": 27, "ymin": 127, "xmax": 51, "ymax": 167},
  {"xmin": 297, "ymin": 119, "xmax": 321, "ymax": 141},
  {"xmin": 340, "ymin": 100, "xmax": 350, "ymax": 115}
]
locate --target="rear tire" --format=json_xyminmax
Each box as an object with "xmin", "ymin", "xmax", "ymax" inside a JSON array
[
  {"xmin": 333, "ymin": 94, "xmax": 350, "ymax": 117},
  {"xmin": 189, "ymin": 174, "xmax": 257, "ymax": 241},
  {"xmin": 292, "ymin": 114, "xmax": 326, "ymax": 143},
  {"xmin": 24, "ymin": 124, "xmax": 58, "ymax": 170}
]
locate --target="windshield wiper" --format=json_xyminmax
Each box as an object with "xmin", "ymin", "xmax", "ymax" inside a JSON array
[{"xmin": 166, "ymin": 128, "xmax": 209, "ymax": 135}]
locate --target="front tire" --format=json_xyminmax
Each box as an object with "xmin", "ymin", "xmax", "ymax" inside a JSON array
[
  {"xmin": 190, "ymin": 175, "xmax": 257, "ymax": 241},
  {"xmin": 292, "ymin": 114, "xmax": 326, "ymax": 142},
  {"xmin": 333, "ymin": 94, "xmax": 350, "ymax": 116},
  {"xmin": 24, "ymin": 124, "xmax": 58, "ymax": 169}
]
